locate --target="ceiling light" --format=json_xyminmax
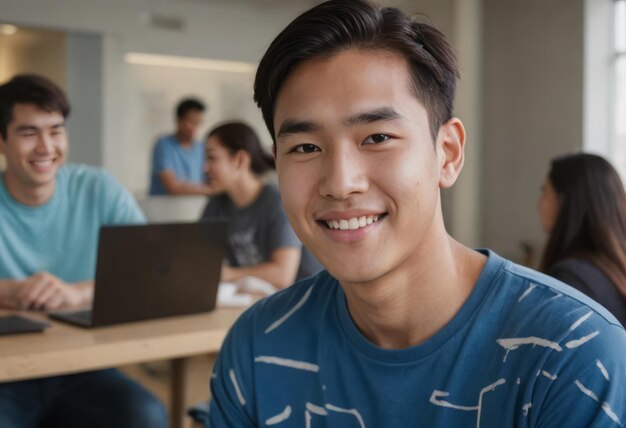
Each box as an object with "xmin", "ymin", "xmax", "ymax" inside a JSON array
[
  {"xmin": 0, "ymin": 24, "xmax": 18, "ymax": 36},
  {"xmin": 124, "ymin": 52, "xmax": 256, "ymax": 74}
]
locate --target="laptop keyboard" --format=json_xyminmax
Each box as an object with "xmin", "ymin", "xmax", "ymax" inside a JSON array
[{"xmin": 66, "ymin": 310, "xmax": 93, "ymax": 324}]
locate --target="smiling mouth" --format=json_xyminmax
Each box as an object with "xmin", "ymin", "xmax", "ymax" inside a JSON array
[
  {"xmin": 321, "ymin": 214, "xmax": 387, "ymax": 231},
  {"xmin": 30, "ymin": 159, "xmax": 56, "ymax": 167}
]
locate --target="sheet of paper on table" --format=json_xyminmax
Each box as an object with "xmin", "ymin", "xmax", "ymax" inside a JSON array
[{"xmin": 217, "ymin": 277, "xmax": 278, "ymax": 308}]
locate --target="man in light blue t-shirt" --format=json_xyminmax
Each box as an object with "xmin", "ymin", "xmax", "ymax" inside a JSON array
[
  {"xmin": 207, "ymin": 1, "xmax": 626, "ymax": 426},
  {"xmin": 0, "ymin": 74, "xmax": 167, "ymax": 427},
  {"xmin": 149, "ymin": 98, "xmax": 213, "ymax": 195}
]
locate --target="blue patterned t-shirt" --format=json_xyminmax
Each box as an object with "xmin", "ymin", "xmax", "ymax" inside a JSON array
[{"xmin": 209, "ymin": 250, "xmax": 626, "ymax": 427}]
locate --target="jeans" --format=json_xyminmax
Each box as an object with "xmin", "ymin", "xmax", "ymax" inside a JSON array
[{"xmin": 0, "ymin": 368, "xmax": 167, "ymax": 428}]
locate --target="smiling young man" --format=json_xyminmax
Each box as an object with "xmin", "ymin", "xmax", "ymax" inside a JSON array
[
  {"xmin": 0, "ymin": 74, "xmax": 167, "ymax": 427},
  {"xmin": 208, "ymin": 1, "xmax": 626, "ymax": 426}
]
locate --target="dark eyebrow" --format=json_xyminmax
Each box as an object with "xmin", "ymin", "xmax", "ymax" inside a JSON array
[
  {"xmin": 15, "ymin": 125, "xmax": 39, "ymax": 133},
  {"xmin": 344, "ymin": 107, "xmax": 404, "ymax": 126},
  {"xmin": 15, "ymin": 122, "xmax": 65, "ymax": 133},
  {"xmin": 276, "ymin": 107, "xmax": 402, "ymax": 140},
  {"xmin": 276, "ymin": 119, "xmax": 321, "ymax": 139}
]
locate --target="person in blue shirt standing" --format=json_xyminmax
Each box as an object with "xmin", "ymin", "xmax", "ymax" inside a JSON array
[
  {"xmin": 149, "ymin": 97, "xmax": 212, "ymax": 195},
  {"xmin": 0, "ymin": 74, "xmax": 167, "ymax": 427},
  {"xmin": 208, "ymin": 1, "xmax": 626, "ymax": 426}
]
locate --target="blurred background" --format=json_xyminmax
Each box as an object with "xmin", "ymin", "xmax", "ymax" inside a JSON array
[{"xmin": 0, "ymin": 0, "xmax": 624, "ymax": 265}]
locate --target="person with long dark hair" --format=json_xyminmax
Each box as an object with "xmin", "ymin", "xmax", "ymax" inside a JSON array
[
  {"xmin": 201, "ymin": 121, "xmax": 320, "ymax": 289},
  {"xmin": 538, "ymin": 153, "xmax": 626, "ymax": 325}
]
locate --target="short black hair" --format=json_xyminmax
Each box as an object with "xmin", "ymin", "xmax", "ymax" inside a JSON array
[
  {"xmin": 254, "ymin": 0, "xmax": 459, "ymax": 142},
  {"xmin": 0, "ymin": 74, "xmax": 70, "ymax": 140},
  {"xmin": 176, "ymin": 98, "xmax": 205, "ymax": 119}
]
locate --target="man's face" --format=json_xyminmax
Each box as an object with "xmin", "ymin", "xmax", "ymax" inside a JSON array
[
  {"xmin": 0, "ymin": 103, "xmax": 67, "ymax": 197},
  {"xmin": 176, "ymin": 110, "xmax": 204, "ymax": 142},
  {"xmin": 273, "ymin": 49, "xmax": 460, "ymax": 286}
]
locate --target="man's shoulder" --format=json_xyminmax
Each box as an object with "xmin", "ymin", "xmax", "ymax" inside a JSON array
[
  {"xmin": 492, "ymin": 256, "xmax": 624, "ymax": 338},
  {"xmin": 234, "ymin": 271, "xmax": 335, "ymax": 336},
  {"xmin": 60, "ymin": 164, "xmax": 134, "ymax": 209},
  {"xmin": 61, "ymin": 164, "xmax": 118, "ymax": 188},
  {"xmin": 154, "ymin": 134, "xmax": 177, "ymax": 148}
]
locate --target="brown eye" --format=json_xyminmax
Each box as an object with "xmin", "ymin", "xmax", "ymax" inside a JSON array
[
  {"xmin": 364, "ymin": 134, "xmax": 390, "ymax": 144},
  {"xmin": 294, "ymin": 144, "xmax": 319, "ymax": 153}
]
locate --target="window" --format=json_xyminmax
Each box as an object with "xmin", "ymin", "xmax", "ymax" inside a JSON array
[{"xmin": 614, "ymin": 0, "xmax": 626, "ymax": 179}]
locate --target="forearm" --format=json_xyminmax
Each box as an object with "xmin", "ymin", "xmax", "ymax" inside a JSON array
[
  {"xmin": 71, "ymin": 280, "xmax": 95, "ymax": 306},
  {"xmin": 165, "ymin": 181, "xmax": 215, "ymax": 196},
  {"xmin": 159, "ymin": 170, "xmax": 215, "ymax": 196}
]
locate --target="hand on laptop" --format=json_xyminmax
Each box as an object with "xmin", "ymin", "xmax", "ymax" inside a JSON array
[{"xmin": 15, "ymin": 273, "xmax": 93, "ymax": 311}]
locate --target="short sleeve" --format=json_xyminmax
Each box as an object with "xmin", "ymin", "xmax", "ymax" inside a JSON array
[
  {"xmin": 152, "ymin": 138, "xmax": 175, "ymax": 174},
  {"xmin": 99, "ymin": 171, "xmax": 146, "ymax": 225}
]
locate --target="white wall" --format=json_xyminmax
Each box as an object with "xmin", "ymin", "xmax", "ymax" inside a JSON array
[
  {"xmin": 0, "ymin": 0, "xmax": 318, "ymax": 188},
  {"xmin": 1, "ymin": 0, "xmax": 597, "ymax": 261},
  {"xmin": 0, "ymin": 0, "xmax": 310, "ymax": 63},
  {"xmin": 125, "ymin": 64, "xmax": 265, "ymax": 194},
  {"xmin": 482, "ymin": 0, "xmax": 585, "ymax": 263},
  {"xmin": 65, "ymin": 32, "xmax": 103, "ymax": 167}
]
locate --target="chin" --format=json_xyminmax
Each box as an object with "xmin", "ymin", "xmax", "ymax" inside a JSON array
[{"xmin": 324, "ymin": 264, "xmax": 384, "ymax": 286}]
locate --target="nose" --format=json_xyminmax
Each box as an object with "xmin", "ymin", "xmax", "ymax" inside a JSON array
[
  {"xmin": 318, "ymin": 145, "xmax": 368, "ymax": 200},
  {"xmin": 35, "ymin": 133, "xmax": 54, "ymax": 154}
]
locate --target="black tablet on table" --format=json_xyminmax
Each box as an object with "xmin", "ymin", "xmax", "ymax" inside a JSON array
[{"xmin": 0, "ymin": 315, "xmax": 50, "ymax": 336}]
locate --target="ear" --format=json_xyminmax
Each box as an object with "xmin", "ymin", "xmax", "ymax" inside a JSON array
[
  {"xmin": 0, "ymin": 135, "xmax": 5, "ymax": 155},
  {"xmin": 235, "ymin": 149, "xmax": 251, "ymax": 170},
  {"xmin": 436, "ymin": 117, "xmax": 466, "ymax": 189}
]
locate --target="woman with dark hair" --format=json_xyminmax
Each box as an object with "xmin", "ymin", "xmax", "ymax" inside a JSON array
[
  {"xmin": 538, "ymin": 152, "xmax": 626, "ymax": 325},
  {"xmin": 201, "ymin": 121, "xmax": 321, "ymax": 290}
]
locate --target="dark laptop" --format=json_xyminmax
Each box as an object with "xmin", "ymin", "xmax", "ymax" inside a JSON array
[{"xmin": 49, "ymin": 221, "xmax": 227, "ymax": 328}]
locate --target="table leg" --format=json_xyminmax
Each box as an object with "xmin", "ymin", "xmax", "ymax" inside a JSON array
[{"xmin": 170, "ymin": 357, "xmax": 189, "ymax": 428}]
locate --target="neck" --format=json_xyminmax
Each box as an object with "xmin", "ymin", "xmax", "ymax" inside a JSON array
[
  {"xmin": 342, "ymin": 224, "xmax": 486, "ymax": 350},
  {"xmin": 2, "ymin": 172, "xmax": 56, "ymax": 206},
  {"xmin": 175, "ymin": 131, "xmax": 193, "ymax": 147},
  {"xmin": 227, "ymin": 173, "xmax": 264, "ymax": 208}
]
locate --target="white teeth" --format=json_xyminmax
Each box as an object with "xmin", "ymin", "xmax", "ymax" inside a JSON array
[
  {"xmin": 325, "ymin": 215, "xmax": 382, "ymax": 230},
  {"xmin": 32, "ymin": 160, "xmax": 53, "ymax": 166}
]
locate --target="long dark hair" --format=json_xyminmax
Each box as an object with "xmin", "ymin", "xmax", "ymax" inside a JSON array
[
  {"xmin": 540, "ymin": 153, "xmax": 626, "ymax": 299},
  {"xmin": 207, "ymin": 121, "xmax": 274, "ymax": 175}
]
